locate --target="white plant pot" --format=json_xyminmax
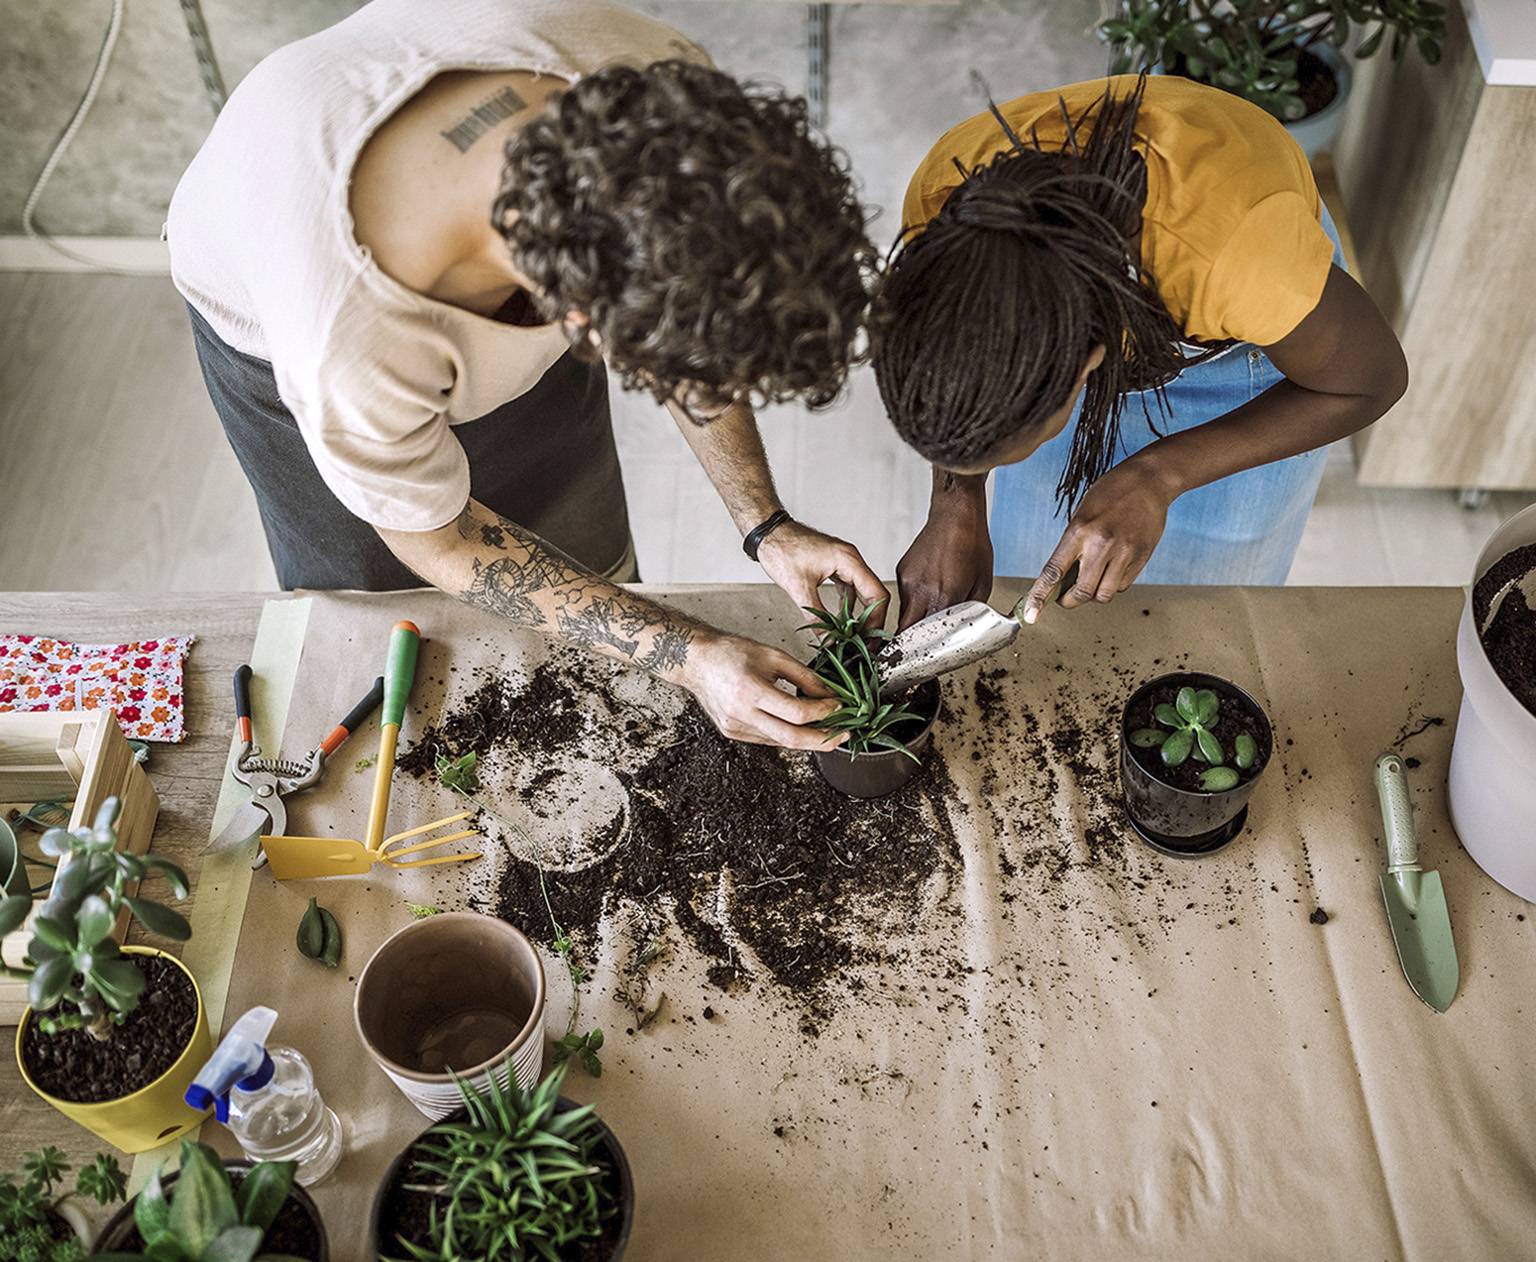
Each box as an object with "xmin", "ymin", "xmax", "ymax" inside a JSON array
[
  {"xmin": 1448, "ymin": 503, "xmax": 1536, "ymax": 903},
  {"xmin": 1284, "ymin": 41, "xmax": 1353, "ymax": 162}
]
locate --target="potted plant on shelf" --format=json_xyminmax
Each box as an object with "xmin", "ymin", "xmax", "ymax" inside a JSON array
[
  {"xmin": 369, "ymin": 1062, "xmax": 632, "ymax": 1262},
  {"xmin": 1096, "ymin": 0, "xmax": 1446, "ymax": 156},
  {"xmin": 1, "ymin": 1146, "xmax": 126, "ymax": 1261},
  {"xmin": 92, "ymin": 1139, "xmax": 328, "ymax": 1261},
  {"xmin": 0, "ymin": 798, "xmax": 212, "ymax": 1153},
  {"xmin": 1120, "ymin": 672, "xmax": 1273, "ymax": 857},
  {"xmin": 801, "ymin": 595, "xmax": 941, "ymax": 799}
]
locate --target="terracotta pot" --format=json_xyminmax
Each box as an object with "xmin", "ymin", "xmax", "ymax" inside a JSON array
[
  {"xmin": 93, "ymin": 1159, "xmax": 328, "ymax": 1260},
  {"xmin": 368, "ymin": 1097, "xmax": 632, "ymax": 1262},
  {"xmin": 812, "ymin": 678, "xmax": 942, "ymax": 798},
  {"xmin": 1119, "ymin": 671, "xmax": 1273, "ymax": 858},
  {"xmin": 15, "ymin": 946, "xmax": 213, "ymax": 1153},
  {"xmin": 354, "ymin": 911, "xmax": 546, "ymax": 1118}
]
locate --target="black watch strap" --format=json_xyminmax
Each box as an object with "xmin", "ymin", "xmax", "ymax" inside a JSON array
[{"xmin": 742, "ymin": 509, "xmax": 793, "ymax": 561}]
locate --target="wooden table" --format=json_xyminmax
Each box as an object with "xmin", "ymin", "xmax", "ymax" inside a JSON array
[{"xmin": 3, "ymin": 584, "xmax": 1534, "ymax": 1260}]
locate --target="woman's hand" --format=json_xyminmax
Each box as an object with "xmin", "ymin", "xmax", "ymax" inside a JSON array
[
  {"xmin": 895, "ymin": 470, "xmax": 993, "ymax": 630},
  {"xmin": 1020, "ymin": 458, "xmax": 1175, "ymax": 623},
  {"xmin": 677, "ymin": 629, "xmax": 849, "ymax": 749}
]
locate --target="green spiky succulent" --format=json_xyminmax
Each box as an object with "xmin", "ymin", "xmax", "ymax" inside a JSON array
[
  {"xmin": 1130, "ymin": 685, "xmax": 1259, "ymax": 792},
  {"xmin": 801, "ymin": 593, "xmax": 925, "ymax": 760}
]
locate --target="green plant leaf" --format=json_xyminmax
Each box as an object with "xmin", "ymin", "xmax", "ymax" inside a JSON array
[
  {"xmin": 1199, "ymin": 767, "xmax": 1241, "ymax": 792},
  {"xmin": 1160, "ymin": 728, "xmax": 1194, "ymax": 767},
  {"xmin": 1195, "ymin": 728, "xmax": 1224, "ymax": 764},
  {"xmin": 166, "ymin": 1142, "xmax": 239, "ymax": 1255},
  {"xmin": 28, "ymin": 953, "xmax": 74, "ymax": 1011},
  {"xmin": 123, "ymin": 898, "xmax": 192, "ymax": 942},
  {"xmin": 232, "ymin": 1160, "xmax": 297, "ymax": 1231},
  {"xmin": 91, "ymin": 956, "xmax": 147, "ymax": 1009},
  {"xmin": 1129, "ymin": 728, "xmax": 1166, "ymax": 748},
  {"xmin": 1191, "ymin": 689, "xmax": 1220, "ymax": 726},
  {"xmin": 133, "ymin": 1169, "xmax": 173, "ymax": 1246},
  {"xmin": 1152, "ymin": 703, "xmax": 1181, "ymax": 728},
  {"xmin": 202, "ymin": 1224, "xmax": 263, "ymax": 1262},
  {"xmin": 0, "ymin": 893, "xmax": 31, "ymax": 936},
  {"xmin": 31, "ymin": 915, "xmax": 76, "ymax": 954},
  {"xmin": 1234, "ymin": 733, "xmax": 1259, "ymax": 769},
  {"xmin": 1174, "ymin": 687, "xmax": 1198, "ymax": 722}
]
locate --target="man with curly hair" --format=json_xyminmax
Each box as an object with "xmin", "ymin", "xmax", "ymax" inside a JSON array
[{"xmin": 167, "ymin": 0, "xmax": 885, "ymax": 748}]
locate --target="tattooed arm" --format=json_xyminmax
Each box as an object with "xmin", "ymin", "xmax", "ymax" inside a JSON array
[
  {"xmin": 665, "ymin": 394, "xmax": 890, "ymax": 626},
  {"xmin": 376, "ymin": 498, "xmax": 849, "ymax": 749}
]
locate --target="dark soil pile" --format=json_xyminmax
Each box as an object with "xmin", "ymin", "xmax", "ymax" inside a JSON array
[
  {"xmin": 20, "ymin": 953, "xmax": 199, "ymax": 1102},
  {"xmin": 1475, "ymin": 541, "xmax": 1536, "ymax": 717},
  {"xmin": 1122, "ymin": 676, "xmax": 1269, "ymax": 792},
  {"xmin": 399, "ymin": 653, "xmax": 964, "ymax": 1037}
]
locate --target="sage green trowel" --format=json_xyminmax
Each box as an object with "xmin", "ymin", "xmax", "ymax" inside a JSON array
[{"xmin": 1373, "ymin": 750, "xmax": 1459, "ymax": 1012}]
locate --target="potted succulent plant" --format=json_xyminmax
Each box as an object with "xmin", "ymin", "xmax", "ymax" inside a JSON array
[
  {"xmin": 1120, "ymin": 672, "xmax": 1273, "ymax": 857},
  {"xmin": 0, "ymin": 798, "xmax": 212, "ymax": 1153},
  {"xmin": 369, "ymin": 1062, "xmax": 632, "ymax": 1262},
  {"xmin": 1096, "ymin": 0, "xmax": 1446, "ymax": 155},
  {"xmin": 353, "ymin": 910, "xmax": 546, "ymax": 1119},
  {"xmin": 92, "ymin": 1140, "xmax": 327, "ymax": 1261},
  {"xmin": 1, "ymin": 1146, "xmax": 126, "ymax": 1261},
  {"xmin": 801, "ymin": 595, "xmax": 941, "ymax": 798}
]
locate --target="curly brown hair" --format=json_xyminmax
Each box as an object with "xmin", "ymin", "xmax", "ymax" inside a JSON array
[{"xmin": 494, "ymin": 60, "xmax": 877, "ymax": 413}]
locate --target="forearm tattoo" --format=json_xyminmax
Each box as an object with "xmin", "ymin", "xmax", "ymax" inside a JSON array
[{"xmin": 455, "ymin": 510, "xmax": 694, "ymax": 671}]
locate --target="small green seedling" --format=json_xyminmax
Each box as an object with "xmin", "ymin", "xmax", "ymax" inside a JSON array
[
  {"xmin": 551, "ymin": 1028, "xmax": 605, "ymax": 1078},
  {"xmin": 1130, "ymin": 686, "xmax": 1259, "ymax": 792},
  {"xmin": 0, "ymin": 1147, "xmax": 126, "ymax": 1262},
  {"xmin": 407, "ymin": 903, "xmax": 443, "ymax": 920},
  {"xmin": 802, "ymin": 593, "xmax": 924, "ymax": 760}
]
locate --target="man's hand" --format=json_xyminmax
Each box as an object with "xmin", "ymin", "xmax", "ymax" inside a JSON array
[
  {"xmin": 756, "ymin": 521, "xmax": 889, "ymax": 630},
  {"xmin": 678, "ymin": 630, "xmax": 849, "ymax": 749},
  {"xmin": 896, "ymin": 470, "xmax": 992, "ymax": 630}
]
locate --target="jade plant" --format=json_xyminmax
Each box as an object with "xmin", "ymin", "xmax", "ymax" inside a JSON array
[
  {"xmin": 0, "ymin": 797, "xmax": 191, "ymax": 1041},
  {"xmin": 0, "ymin": 1146, "xmax": 127, "ymax": 1262},
  {"xmin": 1130, "ymin": 685, "xmax": 1259, "ymax": 791},
  {"xmin": 802, "ymin": 594, "xmax": 925, "ymax": 759},
  {"xmin": 94, "ymin": 1141, "xmax": 300, "ymax": 1262},
  {"xmin": 388, "ymin": 1062, "xmax": 616, "ymax": 1262}
]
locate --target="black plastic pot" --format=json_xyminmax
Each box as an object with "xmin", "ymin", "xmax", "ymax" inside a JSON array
[
  {"xmin": 93, "ymin": 1160, "xmax": 328, "ymax": 1259},
  {"xmin": 812, "ymin": 678, "xmax": 941, "ymax": 798},
  {"xmin": 1119, "ymin": 671, "xmax": 1273, "ymax": 858},
  {"xmin": 369, "ymin": 1097, "xmax": 633, "ymax": 1261}
]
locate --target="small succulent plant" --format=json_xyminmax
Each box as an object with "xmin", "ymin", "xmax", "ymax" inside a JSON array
[
  {"xmin": 802, "ymin": 594, "xmax": 925, "ymax": 759},
  {"xmin": 1130, "ymin": 685, "xmax": 1259, "ymax": 791},
  {"xmin": 390, "ymin": 1063, "xmax": 616, "ymax": 1262},
  {"xmin": 0, "ymin": 798, "xmax": 191, "ymax": 1041},
  {"xmin": 94, "ymin": 1141, "xmax": 299, "ymax": 1262},
  {"xmin": 0, "ymin": 1146, "xmax": 126, "ymax": 1262}
]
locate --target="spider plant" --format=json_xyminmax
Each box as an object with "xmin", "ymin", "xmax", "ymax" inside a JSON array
[{"xmin": 801, "ymin": 594, "xmax": 925, "ymax": 760}]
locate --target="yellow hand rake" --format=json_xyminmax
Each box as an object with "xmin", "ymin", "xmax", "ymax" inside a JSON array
[{"xmin": 260, "ymin": 621, "xmax": 483, "ymax": 880}]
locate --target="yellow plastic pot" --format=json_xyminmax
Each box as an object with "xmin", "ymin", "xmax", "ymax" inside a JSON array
[{"xmin": 14, "ymin": 946, "xmax": 212, "ymax": 1153}]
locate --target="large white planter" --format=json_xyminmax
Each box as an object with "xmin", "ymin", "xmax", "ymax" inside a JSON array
[
  {"xmin": 1284, "ymin": 41, "xmax": 1353, "ymax": 162},
  {"xmin": 1448, "ymin": 503, "xmax": 1536, "ymax": 903}
]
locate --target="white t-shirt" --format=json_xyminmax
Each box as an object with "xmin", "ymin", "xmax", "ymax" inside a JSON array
[{"xmin": 167, "ymin": 0, "xmax": 706, "ymax": 532}]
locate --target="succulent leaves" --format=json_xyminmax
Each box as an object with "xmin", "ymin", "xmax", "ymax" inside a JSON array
[
  {"xmin": 802, "ymin": 594, "xmax": 924, "ymax": 760},
  {"xmin": 1131, "ymin": 685, "xmax": 1262, "ymax": 792}
]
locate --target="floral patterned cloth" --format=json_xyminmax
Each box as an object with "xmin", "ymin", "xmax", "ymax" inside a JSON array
[{"xmin": 0, "ymin": 634, "xmax": 196, "ymax": 742}]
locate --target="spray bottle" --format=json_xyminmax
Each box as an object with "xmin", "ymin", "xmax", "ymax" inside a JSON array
[{"xmin": 185, "ymin": 1005, "xmax": 342, "ymax": 1185}]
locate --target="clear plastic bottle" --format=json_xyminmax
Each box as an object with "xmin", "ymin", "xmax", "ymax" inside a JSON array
[{"xmin": 225, "ymin": 1044, "xmax": 342, "ymax": 1186}]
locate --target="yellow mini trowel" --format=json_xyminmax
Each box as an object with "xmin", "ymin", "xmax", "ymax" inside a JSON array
[{"xmin": 261, "ymin": 621, "xmax": 483, "ymax": 879}]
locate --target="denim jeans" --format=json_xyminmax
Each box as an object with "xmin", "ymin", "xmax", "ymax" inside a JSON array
[{"xmin": 990, "ymin": 204, "xmax": 1347, "ymax": 586}]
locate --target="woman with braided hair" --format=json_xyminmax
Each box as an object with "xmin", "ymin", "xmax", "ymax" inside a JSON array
[{"xmin": 874, "ymin": 74, "xmax": 1407, "ymax": 629}]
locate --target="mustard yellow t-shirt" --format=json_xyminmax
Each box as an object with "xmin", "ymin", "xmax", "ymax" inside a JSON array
[{"xmin": 902, "ymin": 75, "xmax": 1335, "ymax": 347}]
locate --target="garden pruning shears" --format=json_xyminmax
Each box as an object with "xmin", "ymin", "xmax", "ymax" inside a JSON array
[
  {"xmin": 205, "ymin": 665, "xmax": 384, "ymax": 864},
  {"xmin": 259, "ymin": 621, "xmax": 482, "ymax": 880}
]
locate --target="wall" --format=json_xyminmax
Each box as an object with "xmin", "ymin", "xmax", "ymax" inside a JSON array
[{"xmin": 0, "ymin": 0, "xmax": 1107, "ymax": 243}]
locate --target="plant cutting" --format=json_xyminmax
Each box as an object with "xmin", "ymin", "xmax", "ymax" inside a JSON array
[
  {"xmin": 1097, "ymin": 0, "xmax": 1445, "ymax": 127},
  {"xmin": 801, "ymin": 594, "xmax": 942, "ymax": 798},
  {"xmin": 1120, "ymin": 671, "xmax": 1273, "ymax": 857},
  {"xmin": 1, "ymin": 797, "xmax": 212, "ymax": 1152},
  {"xmin": 0, "ymin": 1146, "xmax": 126, "ymax": 1262},
  {"xmin": 370, "ymin": 1062, "xmax": 632, "ymax": 1262},
  {"xmin": 92, "ymin": 1140, "xmax": 327, "ymax": 1261}
]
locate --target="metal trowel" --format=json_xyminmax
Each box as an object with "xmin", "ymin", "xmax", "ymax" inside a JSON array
[
  {"xmin": 876, "ymin": 599, "xmax": 1025, "ymax": 694},
  {"xmin": 1373, "ymin": 750, "xmax": 1459, "ymax": 1012}
]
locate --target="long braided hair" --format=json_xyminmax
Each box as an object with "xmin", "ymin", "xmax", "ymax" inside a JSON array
[{"xmin": 872, "ymin": 74, "xmax": 1229, "ymax": 511}]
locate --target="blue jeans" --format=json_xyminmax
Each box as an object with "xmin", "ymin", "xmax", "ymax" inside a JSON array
[{"xmin": 991, "ymin": 206, "xmax": 1346, "ymax": 586}]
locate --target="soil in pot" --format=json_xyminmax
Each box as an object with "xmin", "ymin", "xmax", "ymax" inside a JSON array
[
  {"xmin": 813, "ymin": 677, "xmax": 942, "ymax": 797},
  {"xmin": 94, "ymin": 1163, "xmax": 327, "ymax": 1259},
  {"xmin": 372, "ymin": 1103, "xmax": 629, "ymax": 1262},
  {"xmin": 1122, "ymin": 678, "xmax": 1269, "ymax": 792},
  {"xmin": 1474, "ymin": 540, "xmax": 1536, "ymax": 716},
  {"xmin": 21, "ymin": 953, "xmax": 198, "ymax": 1103}
]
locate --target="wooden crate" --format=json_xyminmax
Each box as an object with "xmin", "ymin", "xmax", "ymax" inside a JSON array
[{"xmin": 0, "ymin": 710, "xmax": 160, "ymax": 1024}]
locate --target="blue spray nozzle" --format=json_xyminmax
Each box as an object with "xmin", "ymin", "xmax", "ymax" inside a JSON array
[{"xmin": 186, "ymin": 1004, "xmax": 279, "ymax": 1122}]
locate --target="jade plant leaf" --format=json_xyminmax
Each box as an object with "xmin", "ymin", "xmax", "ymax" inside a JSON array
[
  {"xmin": 1160, "ymin": 728, "xmax": 1194, "ymax": 767},
  {"xmin": 1129, "ymin": 729, "xmax": 1165, "ymax": 748},
  {"xmin": 1199, "ymin": 767, "xmax": 1241, "ymax": 792},
  {"xmin": 1234, "ymin": 733, "xmax": 1259, "ymax": 769},
  {"xmin": 1195, "ymin": 728, "xmax": 1224, "ymax": 764}
]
